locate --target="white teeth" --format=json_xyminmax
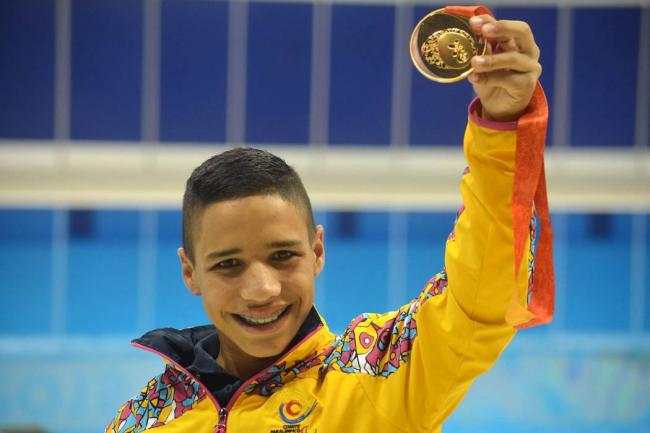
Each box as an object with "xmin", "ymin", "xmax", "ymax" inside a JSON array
[{"xmin": 239, "ymin": 309, "xmax": 285, "ymax": 325}]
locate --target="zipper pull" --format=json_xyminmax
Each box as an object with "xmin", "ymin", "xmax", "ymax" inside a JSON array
[{"xmin": 215, "ymin": 407, "xmax": 228, "ymax": 433}]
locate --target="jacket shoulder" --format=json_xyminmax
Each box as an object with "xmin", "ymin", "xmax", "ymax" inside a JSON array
[{"xmin": 104, "ymin": 365, "xmax": 207, "ymax": 433}]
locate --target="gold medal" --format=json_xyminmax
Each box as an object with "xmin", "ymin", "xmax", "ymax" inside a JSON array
[{"xmin": 410, "ymin": 7, "xmax": 487, "ymax": 83}]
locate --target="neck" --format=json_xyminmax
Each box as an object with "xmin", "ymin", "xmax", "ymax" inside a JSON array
[{"xmin": 216, "ymin": 339, "xmax": 278, "ymax": 381}]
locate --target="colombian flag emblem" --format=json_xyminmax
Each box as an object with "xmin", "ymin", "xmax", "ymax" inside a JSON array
[{"xmin": 278, "ymin": 399, "xmax": 318, "ymax": 424}]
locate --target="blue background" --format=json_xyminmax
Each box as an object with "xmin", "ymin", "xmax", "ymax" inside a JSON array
[{"xmin": 0, "ymin": 1, "xmax": 648, "ymax": 432}]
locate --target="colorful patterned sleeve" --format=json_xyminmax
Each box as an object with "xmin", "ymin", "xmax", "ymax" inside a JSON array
[
  {"xmin": 324, "ymin": 83, "xmax": 554, "ymax": 433},
  {"xmin": 104, "ymin": 365, "xmax": 209, "ymax": 433}
]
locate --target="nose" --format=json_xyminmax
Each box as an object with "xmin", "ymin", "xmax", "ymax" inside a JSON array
[{"xmin": 240, "ymin": 262, "xmax": 281, "ymax": 303}]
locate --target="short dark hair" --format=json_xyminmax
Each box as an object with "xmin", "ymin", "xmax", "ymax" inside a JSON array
[{"xmin": 182, "ymin": 147, "xmax": 316, "ymax": 263}]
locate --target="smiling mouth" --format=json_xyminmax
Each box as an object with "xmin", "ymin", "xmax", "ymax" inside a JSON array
[{"xmin": 234, "ymin": 306, "xmax": 291, "ymax": 327}]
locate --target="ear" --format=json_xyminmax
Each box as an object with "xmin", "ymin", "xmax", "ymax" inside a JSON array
[
  {"xmin": 312, "ymin": 225, "xmax": 325, "ymax": 276},
  {"xmin": 178, "ymin": 248, "xmax": 201, "ymax": 296}
]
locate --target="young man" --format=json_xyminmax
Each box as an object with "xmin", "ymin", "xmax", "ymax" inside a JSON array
[{"xmin": 106, "ymin": 13, "xmax": 554, "ymax": 433}]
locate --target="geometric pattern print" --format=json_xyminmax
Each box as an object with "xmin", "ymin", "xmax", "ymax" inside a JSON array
[
  {"xmin": 242, "ymin": 271, "xmax": 449, "ymax": 395},
  {"xmin": 420, "ymin": 269, "xmax": 449, "ymax": 303},
  {"xmin": 527, "ymin": 205, "xmax": 539, "ymax": 305},
  {"xmin": 323, "ymin": 270, "xmax": 448, "ymax": 378},
  {"xmin": 243, "ymin": 271, "xmax": 450, "ymax": 390},
  {"xmin": 105, "ymin": 366, "xmax": 207, "ymax": 433},
  {"xmin": 244, "ymin": 351, "xmax": 324, "ymax": 398}
]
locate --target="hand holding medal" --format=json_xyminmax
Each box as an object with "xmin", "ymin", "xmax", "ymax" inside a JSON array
[{"xmin": 411, "ymin": 6, "xmax": 542, "ymax": 122}]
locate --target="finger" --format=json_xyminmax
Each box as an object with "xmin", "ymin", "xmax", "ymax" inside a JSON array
[
  {"xmin": 469, "ymin": 15, "xmax": 496, "ymax": 35},
  {"xmin": 480, "ymin": 20, "xmax": 540, "ymax": 59},
  {"xmin": 471, "ymin": 16, "xmax": 518, "ymax": 53},
  {"xmin": 471, "ymin": 51, "xmax": 542, "ymax": 75},
  {"xmin": 493, "ymin": 38, "xmax": 519, "ymax": 53},
  {"xmin": 468, "ymin": 70, "xmax": 538, "ymax": 90}
]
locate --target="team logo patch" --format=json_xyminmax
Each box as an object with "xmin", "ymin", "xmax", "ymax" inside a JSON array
[{"xmin": 278, "ymin": 399, "xmax": 317, "ymax": 424}]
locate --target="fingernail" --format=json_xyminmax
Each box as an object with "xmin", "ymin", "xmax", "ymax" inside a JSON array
[
  {"xmin": 483, "ymin": 23, "xmax": 495, "ymax": 34},
  {"xmin": 469, "ymin": 16, "xmax": 481, "ymax": 25},
  {"xmin": 473, "ymin": 56, "xmax": 485, "ymax": 66}
]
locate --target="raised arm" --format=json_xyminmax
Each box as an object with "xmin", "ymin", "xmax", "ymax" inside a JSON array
[
  {"xmin": 464, "ymin": 13, "xmax": 554, "ymax": 328},
  {"xmin": 322, "ymin": 14, "xmax": 554, "ymax": 433}
]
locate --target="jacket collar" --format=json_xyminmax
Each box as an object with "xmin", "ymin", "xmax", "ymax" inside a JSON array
[
  {"xmin": 132, "ymin": 306, "xmax": 331, "ymax": 387},
  {"xmin": 240, "ymin": 308, "xmax": 333, "ymax": 397}
]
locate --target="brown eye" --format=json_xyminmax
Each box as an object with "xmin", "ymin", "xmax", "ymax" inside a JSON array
[
  {"xmin": 272, "ymin": 251, "xmax": 295, "ymax": 261},
  {"xmin": 214, "ymin": 258, "xmax": 239, "ymax": 269}
]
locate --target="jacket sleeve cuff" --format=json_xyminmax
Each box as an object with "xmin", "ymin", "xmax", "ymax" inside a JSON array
[{"xmin": 467, "ymin": 97, "xmax": 518, "ymax": 131}]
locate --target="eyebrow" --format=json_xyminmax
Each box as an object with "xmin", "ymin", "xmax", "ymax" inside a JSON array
[
  {"xmin": 205, "ymin": 248, "xmax": 242, "ymax": 261},
  {"xmin": 267, "ymin": 240, "xmax": 302, "ymax": 249},
  {"xmin": 204, "ymin": 240, "xmax": 303, "ymax": 262}
]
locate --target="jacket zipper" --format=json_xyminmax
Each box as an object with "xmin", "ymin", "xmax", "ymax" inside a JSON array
[
  {"xmin": 215, "ymin": 407, "xmax": 228, "ymax": 433},
  {"xmin": 131, "ymin": 343, "xmax": 293, "ymax": 433},
  {"xmin": 133, "ymin": 322, "xmax": 325, "ymax": 433},
  {"xmin": 222, "ymin": 323, "xmax": 325, "ymax": 416},
  {"xmin": 131, "ymin": 343, "xmax": 224, "ymax": 427}
]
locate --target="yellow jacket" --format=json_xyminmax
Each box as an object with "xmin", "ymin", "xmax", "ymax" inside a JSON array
[{"xmin": 106, "ymin": 83, "xmax": 554, "ymax": 433}]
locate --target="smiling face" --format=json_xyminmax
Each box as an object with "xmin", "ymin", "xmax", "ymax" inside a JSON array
[{"xmin": 179, "ymin": 194, "xmax": 325, "ymax": 371}]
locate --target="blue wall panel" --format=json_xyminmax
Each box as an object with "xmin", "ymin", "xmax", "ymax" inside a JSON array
[
  {"xmin": 0, "ymin": 208, "xmax": 54, "ymax": 241},
  {"xmin": 571, "ymin": 8, "xmax": 640, "ymax": 147},
  {"xmin": 405, "ymin": 212, "xmax": 452, "ymax": 299},
  {"xmin": 0, "ymin": 210, "xmax": 53, "ymax": 334},
  {"xmin": 329, "ymin": 5, "xmax": 394, "ymax": 146},
  {"xmin": 409, "ymin": 75, "xmax": 474, "ymax": 146},
  {"xmin": 1, "ymin": 206, "xmax": 650, "ymax": 433},
  {"xmin": 331, "ymin": 210, "xmax": 391, "ymax": 240},
  {"xmin": 70, "ymin": 0, "xmax": 142, "ymax": 140},
  {"xmin": 66, "ymin": 210, "xmax": 139, "ymax": 334},
  {"xmin": 646, "ymin": 215, "xmax": 650, "ymax": 332},
  {"xmin": 245, "ymin": 2, "xmax": 312, "ymax": 144},
  {"xmin": 410, "ymin": 6, "xmax": 474, "ymax": 147},
  {"xmin": 496, "ymin": 7, "xmax": 557, "ymax": 145},
  {"xmin": 160, "ymin": 0, "xmax": 228, "ymax": 143},
  {"xmin": 319, "ymin": 211, "xmax": 390, "ymax": 332},
  {"xmin": 156, "ymin": 209, "xmax": 181, "ymax": 243},
  {"xmin": 154, "ymin": 210, "xmax": 207, "ymax": 329},
  {"xmin": 0, "ymin": 2, "xmax": 645, "ymax": 149},
  {"xmin": 0, "ymin": 0, "xmax": 54, "ymax": 139},
  {"xmin": 406, "ymin": 211, "xmax": 455, "ymax": 243},
  {"xmin": 566, "ymin": 214, "xmax": 631, "ymax": 331}
]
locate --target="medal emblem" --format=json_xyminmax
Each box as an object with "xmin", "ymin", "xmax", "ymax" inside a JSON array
[{"xmin": 410, "ymin": 8, "xmax": 486, "ymax": 83}]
